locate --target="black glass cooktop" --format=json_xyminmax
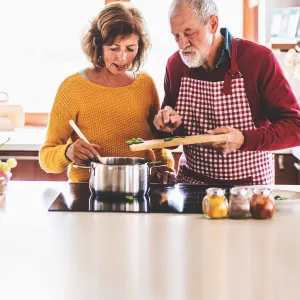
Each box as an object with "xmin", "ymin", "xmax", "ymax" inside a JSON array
[{"xmin": 49, "ymin": 183, "xmax": 232, "ymax": 214}]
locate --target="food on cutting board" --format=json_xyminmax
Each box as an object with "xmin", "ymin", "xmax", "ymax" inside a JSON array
[
  {"xmin": 125, "ymin": 195, "xmax": 134, "ymax": 201},
  {"xmin": 125, "ymin": 138, "xmax": 144, "ymax": 145}
]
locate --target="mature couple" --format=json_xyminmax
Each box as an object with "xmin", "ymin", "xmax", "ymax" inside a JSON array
[{"xmin": 39, "ymin": 0, "xmax": 300, "ymax": 185}]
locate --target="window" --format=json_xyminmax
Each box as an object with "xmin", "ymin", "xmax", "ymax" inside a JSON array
[{"xmin": 0, "ymin": 0, "xmax": 243, "ymax": 113}]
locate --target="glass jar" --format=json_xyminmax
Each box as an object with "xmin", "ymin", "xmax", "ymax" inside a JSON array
[
  {"xmin": 250, "ymin": 188, "xmax": 275, "ymax": 219},
  {"xmin": 0, "ymin": 172, "xmax": 11, "ymax": 202},
  {"xmin": 229, "ymin": 187, "xmax": 251, "ymax": 219},
  {"xmin": 202, "ymin": 188, "xmax": 228, "ymax": 219}
]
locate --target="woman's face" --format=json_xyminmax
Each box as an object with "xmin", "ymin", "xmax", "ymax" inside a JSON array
[{"xmin": 102, "ymin": 34, "xmax": 139, "ymax": 75}]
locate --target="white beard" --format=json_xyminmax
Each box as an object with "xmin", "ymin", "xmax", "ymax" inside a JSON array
[{"xmin": 179, "ymin": 47, "xmax": 207, "ymax": 68}]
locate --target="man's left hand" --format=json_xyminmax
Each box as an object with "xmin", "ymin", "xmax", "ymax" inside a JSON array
[{"xmin": 206, "ymin": 126, "xmax": 244, "ymax": 154}]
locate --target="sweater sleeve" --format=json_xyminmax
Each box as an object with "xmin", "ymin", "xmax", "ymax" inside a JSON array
[
  {"xmin": 39, "ymin": 80, "xmax": 76, "ymax": 173},
  {"xmin": 240, "ymin": 51, "xmax": 300, "ymax": 151}
]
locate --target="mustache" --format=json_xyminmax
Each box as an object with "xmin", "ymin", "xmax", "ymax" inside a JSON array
[{"xmin": 181, "ymin": 47, "xmax": 197, "ymax": 53}]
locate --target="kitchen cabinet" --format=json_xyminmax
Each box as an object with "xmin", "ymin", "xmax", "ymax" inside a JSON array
[
  {"xmin": 0, "ymin": 150, "xmax": 68, "ymax": 181},
  {"xmin": 275, "ymin": 154, "xmax": 299, "ymax": 185}
]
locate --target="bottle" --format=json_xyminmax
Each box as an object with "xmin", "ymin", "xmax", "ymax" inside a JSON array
[
  {"xmin": 202, "ymin": 188, "xmax": 228, "ymax": 219},
  {"xmin": 250, "ymin": 188, "xmax": 275, "ymax": 219},
  {"xmin": 229, "ymin": 187, "xmax": 251, "ymax": 219}
]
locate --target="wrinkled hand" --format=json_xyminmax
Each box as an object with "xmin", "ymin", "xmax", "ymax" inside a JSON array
[
  {"xmin": 153, "ymin": 106, "xmax": 182, "ymax": 132},
  {"xmin": 66, "ymin": 139, "xmax": 101, "ymax": 165},
  {"xmin": 205, "ymin": 126, "xmax": 244, "ymax": 154},
  {"xmin": 151, "ymin": 166, "xmax": 177, "ymax": 184}
]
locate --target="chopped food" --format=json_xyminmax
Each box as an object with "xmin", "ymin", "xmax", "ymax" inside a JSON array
[
  {"xmin": 274, "ymin": 195, "xmax": 288, "ymax": 200},
  {"xmin": 125, "ymin": 195, "xmax": 134, "ymax": 201},
  {"xmin": 125, "ymin": 138, "xmax": 144, "ymax": 145},
  {"xmin": 164, "ymin": 137, "xmax": 174, "ymax": 142}
]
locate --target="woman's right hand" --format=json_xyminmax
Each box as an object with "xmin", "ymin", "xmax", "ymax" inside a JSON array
[{"xmin": 65, "ymin": 139, "xmax": 101, "ymax": 165}]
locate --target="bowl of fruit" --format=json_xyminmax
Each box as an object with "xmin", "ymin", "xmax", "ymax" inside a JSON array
[{"xmin": 0, "ymin": 158, "xmax": 17, "ymax": 201}]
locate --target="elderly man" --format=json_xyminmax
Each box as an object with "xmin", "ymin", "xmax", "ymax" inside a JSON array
[{"xmin": 154, "ymin": 0, "xmax": 300, "ymax": 185}]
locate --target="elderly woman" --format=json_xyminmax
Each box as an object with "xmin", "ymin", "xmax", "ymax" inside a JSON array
[{"xmin": 39, "ymin": 2, "xmax": 174, "ymax": 182}]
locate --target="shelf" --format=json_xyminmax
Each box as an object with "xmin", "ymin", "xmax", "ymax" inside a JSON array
[{"xmin": 271, "ymin": 42, "xmax": 300, "ymax": 51}]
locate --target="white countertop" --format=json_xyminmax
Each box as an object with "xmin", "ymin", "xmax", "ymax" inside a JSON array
[
  {"xmin": 0, "ymin": 127, "xmax": 47, "ymax": 151},
  {"xmin": 0, "ymin": 126, "xmax": 297, "ymax": 156},
  {"xmin": 0, "ymin": 181, "xmax": 300, "ymax": 300}
]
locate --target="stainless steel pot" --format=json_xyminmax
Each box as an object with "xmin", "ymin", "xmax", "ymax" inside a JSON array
[{"xmin": 75, "ymin": 157, "xmax": 165, "ymax": 196}]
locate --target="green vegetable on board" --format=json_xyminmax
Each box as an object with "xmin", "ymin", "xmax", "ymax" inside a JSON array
[
  {"xmin": 125, "ymin": 196, "xmax": 134, "ymax": 201},
  {"xmin": 125, "ymin": 137, "xmax": 144, "ymax": 145},
  {"xmin": 164, "ymin": 137, "xmax": 174, "ymax": 142}
]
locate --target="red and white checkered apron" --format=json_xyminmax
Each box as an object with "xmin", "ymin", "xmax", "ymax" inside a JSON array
[{"xmin": 176, "ymin": 38, "xmax": 274, "ymax": 185}]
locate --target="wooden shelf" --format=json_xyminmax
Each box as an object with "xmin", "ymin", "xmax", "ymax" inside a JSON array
[{"xmin": 271, "ymin": 42, "xmax": 300, "ymax": 51}]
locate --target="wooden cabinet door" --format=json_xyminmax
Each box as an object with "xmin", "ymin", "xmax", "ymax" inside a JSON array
[
  {"xmin": 0, "ymin": 151, "xmax": 68, "ymax": 181},
  {"xmin": 274, "ymin": 154, "xmax": 298, "ymax": 185}
]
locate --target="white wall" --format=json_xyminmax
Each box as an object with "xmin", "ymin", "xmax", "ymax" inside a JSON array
[{"xmin": 0, "ymin": 0, "xmax": 244, "ymax": 112}]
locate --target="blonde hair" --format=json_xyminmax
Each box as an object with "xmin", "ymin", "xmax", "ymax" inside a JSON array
[{"xmin": 82, "ymin": 2, "xmax": 150, "ymax": 71}]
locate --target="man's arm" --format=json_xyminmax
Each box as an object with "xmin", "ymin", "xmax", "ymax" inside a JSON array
[{"xmin": 240, "ymin": 51, "xmax": 300, "ymax": 151}]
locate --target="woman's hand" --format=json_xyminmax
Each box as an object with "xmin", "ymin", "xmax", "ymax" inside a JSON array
[
  {"xmin": 153, "ymin": 106, "xmax": 182, "ymax": 132},
  {"xmin": 66, "ymin": 139, "xmax": 101, "ymax": 165},
  {"xmin": 151, "ymin": 166, "xmax": 177, "ymax": 184}
]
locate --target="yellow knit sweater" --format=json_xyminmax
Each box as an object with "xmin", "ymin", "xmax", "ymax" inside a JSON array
[{"xmin": 39, "ymin": 71, "xmax": 174, "ymax": 182}]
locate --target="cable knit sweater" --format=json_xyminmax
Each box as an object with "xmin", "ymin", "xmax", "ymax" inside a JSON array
[{"xmin": 39, "ymin": 71, "xmax": 174, "ymax": 182}]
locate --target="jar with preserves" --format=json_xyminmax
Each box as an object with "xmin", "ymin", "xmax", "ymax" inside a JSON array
[
  {"xmin": 229, "ymin": 187, "xmax": 251, "ymax": 219},
  {"xmin": 250, "ymin": 188, "xmax": 275, "ymax": 219},
  {"xmin": 202, "ymin": 188, "xmax": 228, "ymax": 219}
]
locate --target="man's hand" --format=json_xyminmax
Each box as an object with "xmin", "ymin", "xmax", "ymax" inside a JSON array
[
  {"xmin": 205, "ymin": 126, "xmax": 244, "ymax": 154},
  {"xmin": 66, "ymin": 139, "xmax": 101, "ymax": 165},
  {"xmin": 153, "ymin": 106, "xmax": 182, "ymax": 132},
  {"xmin": 151, "ymin": 166, "xmax": 177, "ymax": 184}
]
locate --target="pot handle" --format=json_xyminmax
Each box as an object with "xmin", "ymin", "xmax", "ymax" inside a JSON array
[
  {"xmin": 149, "ymin": 161, "xmax": 167, "ymax": 173},
  {"xmin": 73, "ymin": 164, "xmax": 91, "ymax": 169}
]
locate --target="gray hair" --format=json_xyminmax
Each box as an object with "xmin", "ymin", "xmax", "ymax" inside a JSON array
[{"xmin": 169, "ymin": 0, "xmax": 218, "ymax": 24}]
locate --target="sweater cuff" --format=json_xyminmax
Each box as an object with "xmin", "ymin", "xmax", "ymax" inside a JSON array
[
  {"xmin": 57, "ymin": 144, "xmax": 73, "ymax": 168},
  {"xmin": 240, "ymin": 130, "xmax": 263, "ymax": 151}
]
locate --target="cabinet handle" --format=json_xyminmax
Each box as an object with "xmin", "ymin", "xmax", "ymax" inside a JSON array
[
  {"xmin": 278, "ymin": 155, "xmax": 284, "ymax": 171},
  {"xmin": 0, "ymin": 156, "xmax": 38, "ymax": 160},
  {"xmin": 294, "ymin": 163, "xmax": 300, "ymax": 171}
]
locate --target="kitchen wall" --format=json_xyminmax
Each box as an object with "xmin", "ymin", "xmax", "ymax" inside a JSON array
[{"xmin": 258, "ymin": 0, "xmax": 299, "ymax": 44}]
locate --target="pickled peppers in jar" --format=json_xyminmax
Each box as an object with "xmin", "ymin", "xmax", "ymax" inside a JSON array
[
  {"xmin": 202, "ymin": 188, "xmax": 228, "ymax": 219},
  {"xmin": 228, "ymin": 187, "xmax": 251, "ymax": 219},
  {"xmin": 250, "ymin": 188, "xmax": 275, "ymax": 219}
]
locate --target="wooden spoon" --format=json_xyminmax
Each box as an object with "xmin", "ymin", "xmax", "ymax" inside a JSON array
[{"xmin": 69, "ymin": 120, "xmax": 105, "ymax": 164}]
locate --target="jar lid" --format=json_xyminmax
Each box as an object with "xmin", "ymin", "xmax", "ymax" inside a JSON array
[
  {"xmin": 206, "ymin": 187, "xmax": 225, "ymax": 196},
  {"xmin": 252, "ymin": 187, "xmax": 271, "ymax": 197},
  {"xmin": 230, "ymin": 187, "xmax": 248, "ymax": 196}
]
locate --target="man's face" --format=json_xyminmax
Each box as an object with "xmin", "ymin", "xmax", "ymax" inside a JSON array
[{"xmin": 170, "ymin": 4, "xmax": 212, "ymax": 68}]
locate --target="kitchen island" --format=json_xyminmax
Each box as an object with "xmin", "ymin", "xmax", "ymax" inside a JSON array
[{"xmin": 0, "ymin": 181, "xmax": 300, "ymax": 300}]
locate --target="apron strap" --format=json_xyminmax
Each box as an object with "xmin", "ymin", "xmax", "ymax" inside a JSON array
[{"xmin": 223, "ymin": 38, "xmax": 242, "ymax": 95}]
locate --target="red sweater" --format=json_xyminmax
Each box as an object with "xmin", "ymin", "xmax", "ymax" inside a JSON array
[{"xmin": 163, "ymin": 38, "xmax": 300, "ymax": 151}]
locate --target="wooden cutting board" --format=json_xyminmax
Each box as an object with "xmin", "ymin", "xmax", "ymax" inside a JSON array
[{"xmin": 129, "ymin": 133, "xmax": 230, "ymax": 151}]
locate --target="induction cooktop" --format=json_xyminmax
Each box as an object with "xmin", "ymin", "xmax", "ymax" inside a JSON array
[{"xmin": 49, "ymin": 183, "xmax": 232, "ymax": 214}]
